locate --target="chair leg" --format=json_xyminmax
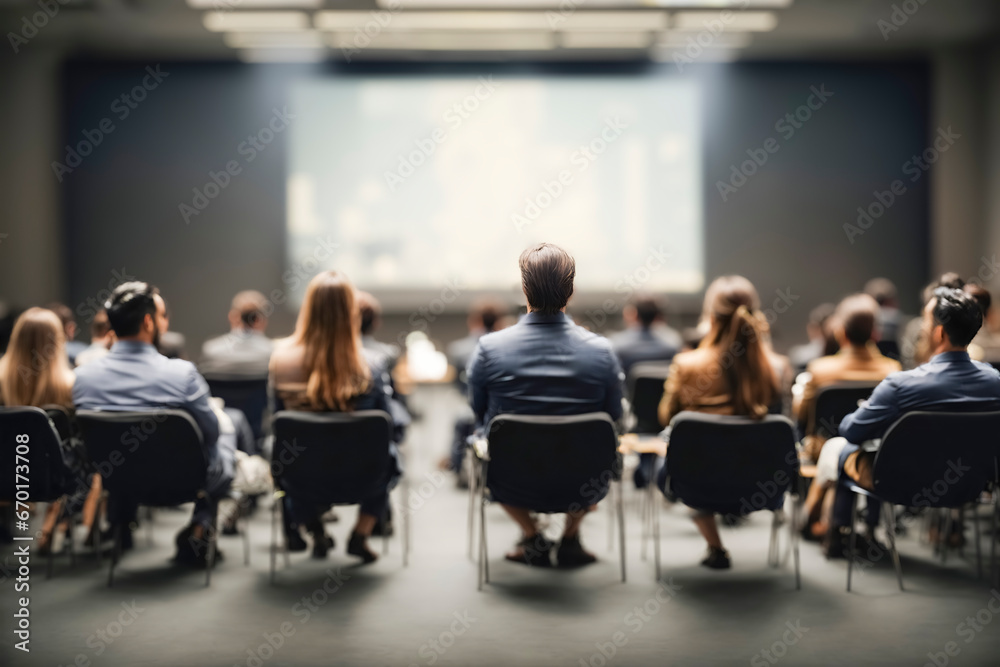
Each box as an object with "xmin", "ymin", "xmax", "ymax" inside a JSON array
[
  {"xmin": 93, "ymin": 494, "xmax": 105, "ymax": 562},
  {"xmin": 467, "ymin": 452, "xmax": 477, "ymax": 561},
  {"xmin": 382, "ymin": 506, "xmax": 390, "ymax": 556},
  {"xmin": 942, "ymin": 509, "xmax": 954, "ymax": 565},
  {"xmin": 108, "ymin": 522, "xmax": 121, "ymax": 588},
  {"xmin": 242, "ymin": 501, "xmax": 251, "ymax": 567},
  {"xmin": 607, "ymin": 485, "xmax": 614, "ymax": 553},
  {"xmin": 269, "ymin": 495, "xmax": 278, "ymax": 585},
  {"xmin": 205, "ymin": 504, "xmax": 218, "ymax": 587},
  {"xmin": 791, "ymin": 499, "xmax": 801, "ymax": 591},
  {"xmin": 846, "ymin": 492, "xmax": 859, "ymax": 592},
  {"xmin": 652, "ymin": 481, "xmax": 661, "ymax": 582},
  {"xmin": 884, "ymin": 503, "xmax": 904, "ymax": 591},
  {"xmin": 972, "ymin": 501, "xmax": 982, "ymax": 580},
  {"xmin": 402, "ymin": 484, "xmax": 410, "ymax": 568},
  {"xmin": 478, "ymin": 460, "xmax": 489, "ymax": 590},
  {"xmin": 991, "ymin": 486, "xmax": 998, "ymax": 587},
  {"xmin": 640, "ymin": 484, "xmax": 649, "ymax": 562},
  {"xmin": 618, "ymin": 480, "xmax": 627, "ymax": 584},
  {"xmin": 768, "ymin": 512, "xmax": 779, "ymax": 568},
  {"xmin": 68, "ymin": 510, "xmax": 77, "ymax": 568}
]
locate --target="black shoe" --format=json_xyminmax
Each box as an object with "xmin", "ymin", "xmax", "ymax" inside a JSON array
[
  {"xmin": 700, "ymin": 547, "xmax": 731, "ymax": 570},
  {"xmin": 823, "ymin": 526, "xmax": 851, "ymax": 560},
  {"xmin": 285, "ymin": 529, "xmax": 308, "ymax": 552},
  {"xmin": 556, "ymin": 535, "xmax": 597, "ymax": 568},
  {"xmin": 504, "ymin": 534, "xmax": 554, "ymax": 567},
  {"xmin": 311, "ymin": 534, "xmax": 335, "ymax": 559},
  {"xmin": 103, "ymin": 525, "xmax": 134, "ymax": 552},
  {"xmin": 347, "ymin": 532, "xmax": 379, "ymax": 564},
  {"xmin": 174, "ymin": 525, "xmax": 224, "ymax": 567}
]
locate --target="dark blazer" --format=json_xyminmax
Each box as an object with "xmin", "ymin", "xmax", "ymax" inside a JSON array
[
  {"xmin": 608, "ymin": 325, "xmax": 680, "ymax": 375},
  {"xmin": 467, "ymin": 312, "xmax": 624, "ymax": 428},
  {"xmin": 840, "ymin": 350, "xmax": 1000, "ymax": 444}
]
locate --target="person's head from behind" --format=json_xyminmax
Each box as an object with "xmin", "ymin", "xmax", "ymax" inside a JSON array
[
  {"xmin": 295, "ymin": 271, "xmax": 371, "ymax": 410},
  {"xmin": 519, "ymin": 243, "xmax": 575, "ymax": 315},
  {"xmin": 355, "ymin": 291, "xmax": 381, "ymax": 337},
  {"xmin": 806, "ymin": 302, "xmax": 836, "ymax": 343},
  {"xmin": 702, "ymin": 275, "xmax": 776, "ymax": 418},
  {"xmin": 229, "ymin": 290, "xmax": 269, "ymax": 333},
  {"xmin": 469, "ymin": 298, "xmax": 505, "ymax": 334},
  {"xmin": 833, "ymin": 294, "xmax": 879, "ymax": 349},
  {"xmin": 106, "ymin": 282, "xmax": 167, "ymax": 347},
  {"xmin": 921, "ymin": 272, "xmax": 965, "ymax": 305},
  {"xmin": 90, "ymin": 309, "xmax": 114, "ymax": 345},
  {"xmin": 0, "ymin": 307, "xmax": 72, "ymax": 406},
  {"xmin": 623, "ymin": 293, "xmax": 664, "ymax": 330},
  {"xmin": 921, "ymin": 287, "xmax": 982, "ymax": 356},
  {"xmin": 45, "ymin": 302, "xmax": 77, "ymax": 342},
  {"xmin": 863, "ymin": 278, "xmax": 898, "ymax": 309}
]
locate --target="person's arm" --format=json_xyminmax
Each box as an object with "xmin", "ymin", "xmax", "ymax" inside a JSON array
[
  {"xmin": 794, "ymin": 365, "xmax": 819, "ymax": 422},
  {"xmin": 466, "ymin": 340, "xmax": 489, "ymax": 426},
  {"xmin": 602, "ymin": 345, "xmax": 625, "ymax": 423},
  {"xmin": 183, "ymin": 367, "xmax": 221, "ymax": 453},
  {"xmin": 658, "ymin": 360, "xmax": 683, "ymax": 427},
  {"xmin": 839, "ymin": 375, "xmax": 901, "ymax": 444}
]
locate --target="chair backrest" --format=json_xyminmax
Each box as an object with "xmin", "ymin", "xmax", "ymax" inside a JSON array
[
  {"xmin": 627, "ymin": 362, "xmax": 672, "ymax": 435},
  {"xmin": 485, "ymin": 412, "xmax": 619, "ymax": 513},
  {"xmin": 76, "ymin": 409, "xmax": 207, "ymax": 506},
  {"xmin": 811, "ymin": 382, "xmax": 880, "ymax": 440},
  {"xmin": 876, "ymin": 340, "xmax": 901, "ymax": 361},
  {"xmin": 870, "ymin": 411, "xmax": 1000, "ymax": 506},
  {"xmin": 0, "ymin": 407, "xmax": 73, "ymax": 502},
  {"xmin": 665, "ymin": 412, "xmax": 798, "ymax": 516},
  {"xmin": 271, "ymin": 410, "xmax": 393, "ymax": 506},
  {"xmin": 41, "ymin": 404, "xmax": 74, "ymax": 443},
  {"xmin": 204, "ymin": 376, "xmax": 268, "ymax": 440}
]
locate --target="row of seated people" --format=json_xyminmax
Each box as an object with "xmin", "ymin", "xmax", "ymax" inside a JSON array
[{"xmin": 3, "ymin": 243, "xmax": 1000, "ymax": 573}]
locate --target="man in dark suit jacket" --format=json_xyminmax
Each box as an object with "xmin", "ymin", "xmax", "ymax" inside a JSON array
[
  {"xmin": 608, "ymin": 294, "xmax": 680, "ymax": 375},
  {"xmin": 816, "ymin": 287, "xmax": 1000, "ymax": 554},
  {"xmin": 467, "ymin": 243, "xmax": 624, "ymax": 568}
]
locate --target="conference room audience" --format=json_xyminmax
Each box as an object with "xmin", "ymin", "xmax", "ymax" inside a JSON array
[
  {"xmin": 467, "ymin": 243, "xmax": 624, "ymax": 568},
  {"xmin": 815, "ymin": 287, "xmax": 1000, "ymax": 556},
  {"xmin": 269, "ymin": 271, "xmax": 404, "ymax": 563},
  {"xmin": 608, "ymin": 293, "xmax": 681, "ymax": 375},
  {"xmin": 656, "ymin": 275, "xmax": 781, "ymax": 570},
  {"xmin": 74, "ymin": 309, "xmax": 115, "ymax": 367},
  {"xmin": 199, "ymin": 290, "xmax": 274, "ymax": 379},
  {"xmin": 787, "ymin": 303, "xmax": 837, "ymax": 373},
  {"xmin": 0, "ymin": 307, "xmax": 101, "ymax": 553},
  {"xmin": 793, "ymin": 294, "xmax": 901, "ymax": 541},
  {"xmin": 46, "ymin": 302, "xmax": 88, "ymax": 365},
  {"xmin": 73, "ymin": 282, "xmax": 237, "ymax": 565}
]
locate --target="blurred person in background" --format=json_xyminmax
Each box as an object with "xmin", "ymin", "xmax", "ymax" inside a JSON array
[
  {"xmin": 657, "ymin": 275, "xmax": 781, "ymax": 570},
  {"xmin": 45, "ymin": 302, "xmax": 88, "ymax": 366},
  {"xmin": 787, "ymin": 303, "xmax": 838, "ymax": 374},
  {"xmin": 608, "ymin": 293, "xmax": 681, "ymax": 375},
  {"xmin": 793, "ymin": 294, "xmax": 900, "ymax": 542},
  {"xmin": 356, "ymin": 290, "xmax": 401, "ymax": 372},
  {"xmin": 269, "ymin": 271, "xmax": 406, "ymax": 563},
  {"xmin": 200, "ymin": 290, "xmax": 274, "ymax": 379},
  {"xmin": 963, "ymin": 283, "xmax": 999, "ymax": 361},
  {"xmin": 864, "ymin": 277, "xmax": 902, "ymax": 360},
  {"xmin": 74, "ymin": 309, "xmax": 116, "ymax": 367},
  {"xmin": 0, "ymin": 307, "xmax": 102, "ymax": 554}
]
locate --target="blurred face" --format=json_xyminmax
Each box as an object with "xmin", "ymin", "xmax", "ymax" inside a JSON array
[{"xmin": 150, "ymin": 294, "xmax": 168, "ymax": 347}]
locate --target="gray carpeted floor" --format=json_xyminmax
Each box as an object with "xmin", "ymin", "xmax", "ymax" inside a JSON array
[{"xmin": 3, "ymin": 385, "xmax": 1000, "ymax": 667}]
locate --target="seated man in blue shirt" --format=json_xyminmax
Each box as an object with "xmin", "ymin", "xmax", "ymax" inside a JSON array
[
  {"xmin": 467, "ymin": 243, "xmax": 625, "ymax": 568},
  {"xmin": 815, "ymin": 287, "xmax": 1000, "ymax": 556},
  {"xmin": 74, "ymin": 282, "xmax": 237, "ymax": 566}
]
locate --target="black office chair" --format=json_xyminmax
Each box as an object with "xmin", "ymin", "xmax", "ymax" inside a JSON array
[
  {"xmin": 876, "ymin": 340, "xmax": 901, "ymax": 362},
  {"xmin": 0, "ymin": 407, "xmax": 77, "ymax": 578},
  {"xmin": 810, "ymin": 382, "xmax": 880, "ymax": 441},
  {"xmin": 627, "ymin": 362, "xmax": 673, "ymax": 436},
  {"xmin": 657, "ymin": 412, "xmax": 801, "ymax": 588},
  {"xmin": 471, "ymin": 412, "xmax": 624, "ymax": 590},
  {"xmin": 76, "ymin": 409, "xmax": 230, "ymax": 587},
  {"xmin": 842, "ymin": 410, "xmax": 1000, "ymax": 592},
  {"xmin": 205, "ymin": 376, "xmax": 269, "ymax": 442},
  {"xmin": 269, "ymin": 410, "xmax": 406, "ymax": 583}
]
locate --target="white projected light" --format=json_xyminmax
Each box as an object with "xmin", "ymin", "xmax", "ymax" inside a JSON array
[{"xmin": 286, "ymin": 75, "xmax": 703, "ymax": 300}]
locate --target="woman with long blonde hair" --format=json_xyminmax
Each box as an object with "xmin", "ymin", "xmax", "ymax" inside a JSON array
[
  {"xmin": 269, "ymin": 270, "xmax": 404, "ymax": 563},
  {"xmin": 0, "ymin": 308, "xmax": 101, "ymax": 553},
  {"xmin": 657, "ymin": 276, "xmax": 783, "ymax": 569}
]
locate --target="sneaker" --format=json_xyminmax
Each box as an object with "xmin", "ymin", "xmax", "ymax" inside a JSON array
[
  {"xmin": 504, "ymin": 534, "xmax": 554, "ymax": 567},
  {"xmin": 347, "ymin": 532, "xmax": 379, "ymax": 564},
  {"xmin": 556, "ymin": 535, "xmax": 597, "ymax": 568},
  {"xmin": 700, "ymin": 547, "xmax": 731, "ymax": 570}
]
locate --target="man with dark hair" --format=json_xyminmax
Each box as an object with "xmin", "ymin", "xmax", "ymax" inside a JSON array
[
  {"xmin": 73, "ymin": 281, "xmax": 237, "ymax": 565},
  {"xmin": 607, "ymin": 293, "xmax": 680, "ymax": 375},
  {"xmin": 356, "ymin": 290, "xmax": 401, "ymax": 372},
  {"xmin": 467, "ymin": 243, "xmax": 624, "ymax": 567},
  {"xmin": 901, "ymin": 273, "xmax": 967, "ymax": 368},
  {"xmin": 45, "ymin": 302, "xmax": 89, "ymax": 365},
  {"xmin": 815, "ymin": 287, "xmax": 1000, "ymax": 556},
  {"xmin": 199, "ymin": 290, "xmax": 274, "ymax": 379}
]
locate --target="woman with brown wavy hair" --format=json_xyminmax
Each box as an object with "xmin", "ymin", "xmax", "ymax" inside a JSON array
[
  {"xmin": 657, "ymin": 275, "xmax": 782, "ymax": 569},
  {"xmin": 269, "ymin": 270, "xmax": 404, "ymax": 563}
]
